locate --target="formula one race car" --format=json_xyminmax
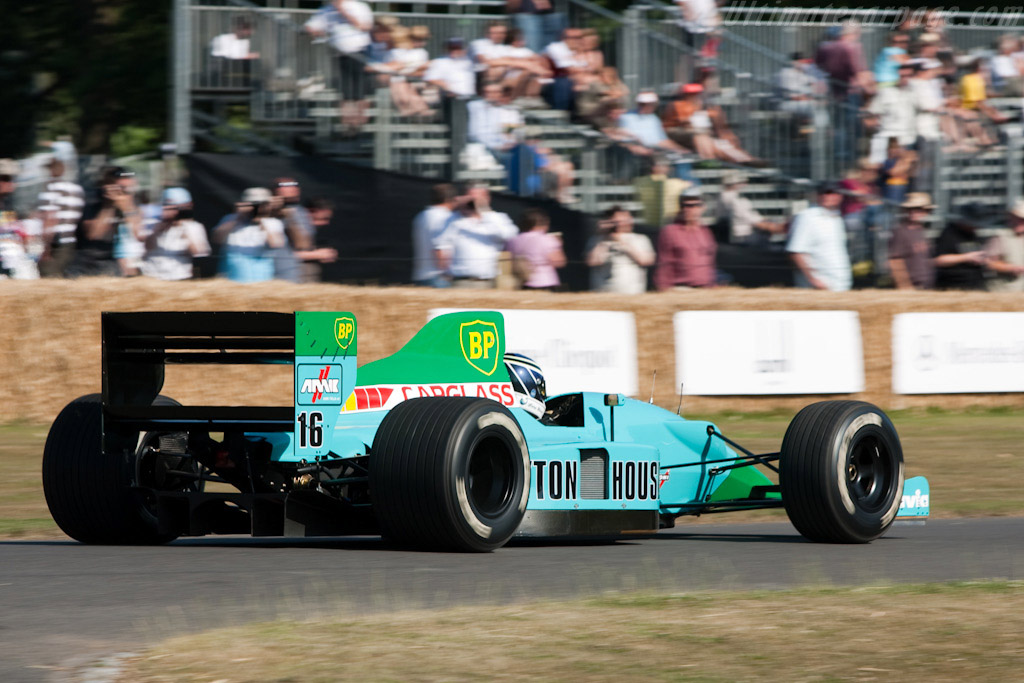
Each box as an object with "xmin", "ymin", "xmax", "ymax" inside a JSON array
[{"xmin": 42, "ymin": 311, "xmax": 929, "ymax": 551}]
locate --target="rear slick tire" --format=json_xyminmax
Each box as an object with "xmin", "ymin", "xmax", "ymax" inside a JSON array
[
  {"xmin": 42, "ymin": 394, "xmax": 180, "ymax": 545},
  {"xmin": 779, "ymin": 400, "xmax": 904, "ymax": 544},
  {"xmin": 370, "ymin": 397, "xmax": 531, "ymax": 552}
]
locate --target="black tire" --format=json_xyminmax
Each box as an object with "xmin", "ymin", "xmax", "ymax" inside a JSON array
[
  {"xmin": 779, "ymin": 400, "xmax": 904, "ymax": 544},
  {"xmin": 369, "ymin": 397, "xmax": 531, "ymax": 552},
  {"xmin": 42, "ymin": 394, "xmax": 180, "ymax": 545}
]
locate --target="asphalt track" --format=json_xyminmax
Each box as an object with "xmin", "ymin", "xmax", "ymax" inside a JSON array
[{"xmin": 2, "ymin": 517, "xmax": 1022, "ymax": 681}]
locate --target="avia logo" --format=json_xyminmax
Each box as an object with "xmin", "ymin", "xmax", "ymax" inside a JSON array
[
  {"xmin": 301, "ymin": 366, "xmax": 340, "ymax": 403},
  {"xmin": 335, "ymin": 316, "xmax": 355, "ymax": 350},
  {"xmin": 460, "ymin": 320, "xmax": 499, "ymax": 375},
  {"xmin": 900, "ymin": 489, "xmax": 929, "ymax": 510}
]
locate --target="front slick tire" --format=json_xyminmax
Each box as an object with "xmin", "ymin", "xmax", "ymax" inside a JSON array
[
  {"xmin": 370, "ymin": 397, "xmax": 531, "ymax": 552},
  {"xmin": 42, "ymin": 394, "xmax": 178, "ymax": 545},
  {"xmin": 780, "ymin": 401, "xmax": 904, "ymax": 544}
]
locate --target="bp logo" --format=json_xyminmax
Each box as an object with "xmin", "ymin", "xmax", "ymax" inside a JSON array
[
  {"xmin": 334, "ymin": 316, "xmax": 355, "ymax": 350},
  {"xmin": 460, "ymin": 320, "xmax": 499, "ymax": 375}
]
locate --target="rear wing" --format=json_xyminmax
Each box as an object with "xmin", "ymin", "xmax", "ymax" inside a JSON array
[{"xmin": 101, "ymin": 312, "xmax": 358, "ymax": 443}]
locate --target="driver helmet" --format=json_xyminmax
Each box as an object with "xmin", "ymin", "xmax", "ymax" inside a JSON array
[{"xmin": 503, "ymin": 352, "xmax": 546, "ymax": 419}]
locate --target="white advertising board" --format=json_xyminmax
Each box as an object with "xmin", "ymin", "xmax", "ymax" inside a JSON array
[
  {"xmin": 892, "ymin": 312, "xmax": 1024, "ymax": 394},
  {"xmin": 674, "ymin": 311, "xmax": 865, "ymax": 395},
  {"xmin": 430, "ymin": 308, "xmax": 639, "ymax": 396}
]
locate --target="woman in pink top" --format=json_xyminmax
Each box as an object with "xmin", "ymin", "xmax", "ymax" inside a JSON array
[{"xmin": 508, "ymin": 208, "xmax": 566, "ymax": 290}]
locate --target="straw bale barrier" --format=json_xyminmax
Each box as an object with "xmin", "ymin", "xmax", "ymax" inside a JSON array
[{"xmin": 1, "ymin": 279, "xmax": 1022, "ymax": 425}]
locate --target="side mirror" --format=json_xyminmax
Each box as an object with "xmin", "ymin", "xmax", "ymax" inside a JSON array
[{"xmin": 604, "ymin": 393, "xmax": 623, "ymax": 407}]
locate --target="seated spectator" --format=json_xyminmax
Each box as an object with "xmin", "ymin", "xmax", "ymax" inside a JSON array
[
  {"xmin": 713, "ymin": 172, "xmax": 783, "ymax": 245},
  {"xmin": 295, "ymin": 197, "xmax": 338, "ymax": 283},
  {"xmin": 873, "ymin": 32, "xmax": 909, "ymax": 87},
  {"xmin": 586, "ymin": 206, "xmax": 655, "ymax": 294},
  {"xmin": 211, "ymin": 15, "xmax": 259, "ymax": 61},
  {"xmin": 634, "ymin": 157, "xmax": 691, "ymax": 228},
  {"xmin": 654, "ymin": 188, "xmax": 717, "ymax": 290},
  {"xmin": 66, "ymin": 166, "xmax": 141, "ymax": 278},
  {"xmin": 986, "ymin": 199, "xmax": 1024, "ymax": 292},
  {"xmin": 439, "ymin": 185, "xmax": 518, "ymax": 288},
  {"xmin": 470, "ymin": 22, "xmax": 510, "ymax": 82},
  {"xmin": 989, "ymin": 35, "xmax": 1023, "ymax": 96},
  {"xmin": 508, "ymin": 208, "xmax": 565, "ymax": 290},
  {"xmin": 213, "ymin": 187, "xmax": 286, "ymax": 283},
  {"xmin": 468, "ymin": 83, "xmax": 524, "ymax": 157},
  {"xmin": 619, "ymin": 91, "xmax": 688, "ymax": 156},
  {"xmin": 305, "ymin": 0, "xmax": 373, "ymax": 56},
  {"xmin": 364, "ymin": 21, "xmax": 393, "ymax": 65},
  {"xmin": 542, "ymin": 27, "xmax": 585, "ymax": 110},
  {"xmin": 412, "ymin": 183, "xmax": 457, "ymax": 287},
  {"xmin": 35, "ymin": 156, "xmax": 84, "ymax": 277},
  {"xmin": 960, "ymin": 56, "xmax": 1010, "ymax": 129},
  {"xmin": 140, "ymin": 188, "xmax": 210, "ymax": 281},
  {"xmin": 425, "ymin": 37, "xmax": 476, "ymax": 97},
  {"xmin": 878, "ymin": 138, "xmax": 916, "ymax": 205},
  {"xmin": 506, "ymin": 137, "xmax": 575, "ymax": 204},
  {"xmin": 491, "ymin": 29, "xmax": 551, "ymax": 99},
  {"xmin": 577, "ymin": 65, "xmax": 628, "ymax": 124},
  {"xmin": 507, "ymin": 0, "xmax": 564, "ymax": 54},
  {"xmin": 888, "ymin": 193, "xmax": 936, "ymax": 290},
  {"xmin": 373, "ymin": 26, "xmax": 432, "ymax": 117},
  {"xmin": 776, "ymin": 52, "xmax": 826, "ymax": 128},
  {"xmin": 663, "ymin": 84, "xmax": 762, "ymax": 165},
  {"xmin": 867, "ymin": 63, "xmax": 917, "ymax": 163},
  {"xmin": 786, "ymin": 183, "xmax": 851, "ymax": 291}
]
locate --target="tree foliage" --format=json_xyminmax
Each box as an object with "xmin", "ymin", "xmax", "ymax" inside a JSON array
[{"xmin": 0, "ymin": 1, "xmax": 170, "ymax": 157}]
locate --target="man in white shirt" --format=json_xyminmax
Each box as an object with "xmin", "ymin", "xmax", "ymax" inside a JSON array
[
  {"xmin": 425, "ymin": 37, "xmax": 476, "ymax": 97},
  {"xmin": 36, "ymin": 156, "xmax": 84, "ymax": 277},
  {"xmin": 468, "ymin": 83, "xmax": 524, "ymax": 155},
  {"xmin": 411, "ymin": 184, "xmax": 458, "ymax": 287},
  {"xmin": 304, "ymin": 0, "xmax": 373, "ymax": 55},
  {"xmin": 440, "ymin": 185, "xmax": 518, "ymax": 287},
  {"xmin": 868, "ymin": 63, "xmax": 917, "ymax": 163},
  {"xmin": 141, "ymin": 188, "xmax": 211, "ymax": 281},
  {"xmin": 470, "ymin": 22, "xmax": 510, "ymax": 77},
  {"xmin": 211, "ymin": 16, "xmax": 259, "ymax": 60},
  {"xmin": 787, "ymin": 183, "xmax": 852, "ymax": 291},
  {"xmin": 586, "ymin": 206, "xmax": 655, "ymax": 294}
]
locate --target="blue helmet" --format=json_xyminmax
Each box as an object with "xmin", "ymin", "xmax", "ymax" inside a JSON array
[{"xmin": 503, "ymin": 352, "xmax": 546, "ymax": 419}]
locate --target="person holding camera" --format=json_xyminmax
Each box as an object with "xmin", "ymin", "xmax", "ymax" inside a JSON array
[
  {"xmin": 66, "ymin": 166, "xmax": 142, "ymax": 278},
  {"xmin": 585, "ymin": 206, "xmax": 655, "ymax": 294},
  {"xmin": 213, "ymin": 187, "xmax": 286, "ymax": 283},
  {"xmin": 139, "ymin": 188, "xmax": 210, "ymax": 281}
]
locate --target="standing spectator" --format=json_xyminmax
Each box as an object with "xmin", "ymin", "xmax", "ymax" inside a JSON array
[
  {"xmin": 990, "ymin": 35, "xmax": 1023, "ymax": 96},
  {"xmin": 873, "ymin": 32, "xmax": 909, "ymax": 87},
  {"xmin": 816, "ymin": 21, "xmax": 872, "ymax": 164},
  {"xmin": 35, "ymin": 156, "xmax": 84, "ymax": 277},
  {"xmin": 294, "ymin": 197, "xmax": 338, "ymax": 283},
  {"xmin": 714, "ymin": 172, "xmax": 783, "ymax": 245},
  {"xmin": 586, "ymin": 206, "xmax": 655, "ymax": 294},
  {"xmin": 934, "ymin": 218, "xmax": 990, "ymax": 291},
  {"xmin": 140, "ymin": 188, "xmax": 210, "ymax": 281},
  {"xmin": 305, "ymin": 0, "xmax": 373, "ymax": 56},
  {"xmin": 214, "ymin": 187, "xmax": 286, "ymax": 283},
  {"xmin": 986, "ymin": 200, "xmax": 1024, "ymax": 292},
  {"xmin": 0, "ymin": 159, "xmax": 39, "ymax": 280},
  {"xmin": 839, "ymin": 159, "xmax": 881, "ymax": 265},
  {"xmin": 0, "ymin": 159, "xmax": 16, "ymax": 217},
  {"xmin": 506, "ymin": 0, "xmax": 562, "ymax": 53},
  {"xmin": 776, "ymin": 52, "xmax": 826, "ymax": 129},
  {"xmin": 786, "ymin": 183, "xmax": 852, "ymax": 291},
  {"xmin": 674, "ymin": 0, "xmax": 720, "ymax": 80},
  {"xmin": 887, "ymin": 193, "xmax": 936, "ymax": 290},
  {"xmin": 654, "ymin": 188, "xmax": 717, "ymax": 290},
  {"xmin": 66, "ymin": 166, "xmax": 141, "ymax": 278},
  {"xmin": 425, "ymin": 37, "xmax": 476, "ymax": 97},
  {"xmin": 633, "ymin": 157, "xmax": 691, "ymax": 229},
  {"xmin": 507, "ymin": 208, "xmax": 565, "ymax": 290},
  {"xmin": 878, "ymin": 138, "xmax": 916, "ymax": 206},
  {"xmin": 440, "ymin": 185, "xmax": 518, "ymax": 288},
  {"xmin": 272, "ymin": 178, "xmax": 314, "ymax": 283},
  {"xmin": 411, "ymin": 183, "xmax": 458, "ymax": 287},
  {"xmin": 867, "ymin": 63, "xmax": 917, "ymax": 164}
]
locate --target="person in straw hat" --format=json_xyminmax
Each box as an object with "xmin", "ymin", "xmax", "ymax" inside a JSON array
[
  {"xmin": 985, "ymin": 199, "xmax": 1024, "ymax": 292},
  {"xmin": 888, "ymin": 192, "xmax": 936, "ymax": 290}
]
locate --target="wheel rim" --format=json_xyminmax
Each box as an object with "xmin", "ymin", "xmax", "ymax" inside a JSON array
[
  {"xmin": 466, "ymin": 435, "xmax": 517, "ymax": 520},
  {"xmin": 845, "ymin": 435, "xmax": 893, "ymax": 514}
]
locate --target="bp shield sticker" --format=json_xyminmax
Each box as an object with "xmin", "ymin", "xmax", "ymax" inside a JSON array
[
  {"xmin": 297, "ymin": 364, "xmax": 343, "ymax": 406},
  {"xmin": 460, "ymin": 320, "xmax": 499, "ymax": 375},
  {"xmin": 334, "ymin": 316, "xmax": 355, "ymax": 350}
]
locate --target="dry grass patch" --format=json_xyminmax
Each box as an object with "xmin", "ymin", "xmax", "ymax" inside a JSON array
[{"xmin": 118, "ymin": 582, "xmax": 1024, "ymax": 682}]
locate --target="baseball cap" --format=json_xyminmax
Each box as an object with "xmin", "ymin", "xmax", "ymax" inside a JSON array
[
  {"xmin": 681, "ymin": 83, "xmax": 704, "ymax": 95},
  {"xmin": 0, "ymin": 159, "xmax": 20, "ymax": 177},
  {"xmin": 446, "ymin": 36, "xmax": 466, "ymax": 49},
  {"xmin": 680, "ymin": 186, "xmax": 702, "ymax": 203},
  {"xmin": 636, "ymin": 91, "xmax": 659, "ymax": 104},
  {"xmin": 818, "ymin": 181, "xmax": 842, "ymax": 195},
  {"xmin": 162, "ymin": 187, "xmax": 192, "ymax": 205}
]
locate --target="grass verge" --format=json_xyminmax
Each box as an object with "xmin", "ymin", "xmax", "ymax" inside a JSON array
[
  {"xmin": 3, "ymin": 408, "xmax": 1021, "ymax": 540},
  {"xmin": 117, "ymin": 581, "xmax": 1024, "ymax": 682}
]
